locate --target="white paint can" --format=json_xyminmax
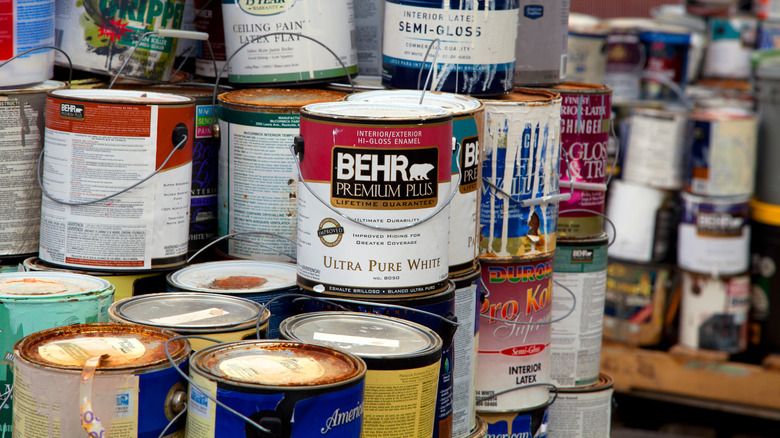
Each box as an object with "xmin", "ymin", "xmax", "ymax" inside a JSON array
[
  {"xmin": 514, "ymin": 0, "xmax": 570, "ymax": 86},
  {"xmin": 0, "ymin": 0, "xmax": 55, "ymax": 87},
  {"xmin": 547, "ymin": 373, "xmax": 614, "ymax": 438},
  {"xmin": 702, "ymin": 16, "xmax": 756, "ymax": 80}
]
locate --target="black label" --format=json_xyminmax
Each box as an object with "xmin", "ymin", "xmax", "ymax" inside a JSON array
[{"xmin": 60, "ymin": 103, "xmax": 85, "ymax": 120}]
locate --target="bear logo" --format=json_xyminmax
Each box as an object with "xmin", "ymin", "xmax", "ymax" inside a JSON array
[{"xmin": 409, "ymin": 163, "xmax": 434, "ymax": 181}]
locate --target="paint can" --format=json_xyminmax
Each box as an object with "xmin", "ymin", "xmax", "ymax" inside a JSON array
[
  {"xmin": 467, "ymin": 415, "xmax": 488, "ymax": 438},
  {"xmin": 109, "ymin": 292, "xmax": 271, "ymax": 350},
  {"xmin": 566, "ymin": 16, "xmax": 610, "ymax": 85},
  {"xmin": 327, "ymin": 76, "xmax": 387, "ymax": 93},
  {"xmin": 639, "ymin": 25, "xmax": 692, "ymax": 101},
  {"xmin": 603, "ymin": 18, "xmax": 654, "ymax": 102},
  {"xmin": 701, "ymin": 16, "xmax": 756, "ymax": 80},
  {"xmin": 605, "ymin": 179, "xmax": 679, "ymax": 264},
  {"xmin": 756, "ymin": 0, "xmax": 780, "ymax": 20},
  {"xmin": 514, "ymin": 0, "xmax": 569, "ymax": 86},
  {"xmin": 355, "ymin": 0, "xmax": 383, "ymax": 77},
  {"xmin": 194, "ymin": 0, "xmax": 228, "ymax": 78},
  {"xmin": 54, "ymin": 0, "xmax": 186, "ymax": 82},
  {"xmin": 476, "ymin": 253, "xmax": 553, "ymax": 412},
  {"xmin": 478, "ymin": 403, "xmax": 549, "ymax": 438},
  {"xmin": 758, "ymin": 20, "xmax": 780, "ymax": 50},
  {"xmin": 0, "ymin": 272, "xmax": 114, "ymax": 434},
  {"xmin": 0, "ymin": 81, "xmax": 66, "ymax": 263},
  {"xmin": 12, "ymin": 323, "xmax": 190, "ymax": 437},
  {"xmin": 0, "ymin": 0, "xmax": 54, "ymax": 87},
  {"xmin": 679, "ymin": 270, "xmax": 750, "ymax": 353},
  {"xmin": 546, "ymin": 373, "xmax": 614, "ymax": 438},
  {"xmin": 220, "ymin": 0, "xmax": 357, "ymax": 86},
  {"xmin": 551, "ymin": 234, "xmax": 608, "ymax": 388},
  {"xmin": 382, "ymin": 0, "xmax": 519, "ymax": 96},
  {"xmin": 603, "ymin": 259, "xmax": 674, "ymax": 346},
  {"xmin": 166, "ymin": 260, "xmax": 299, "ymax": 339},
  {"xmin": 278, "ymin": 311, "xmax": 442, "ymax": 438},
  {"xmin": 296, "ymin": 101, "xmax": 453, "ymax": 296},
  {"xmin": 753, "ymin": 55, "xmax": 780, "ymax": 205},
  {"xmin": 344, "ymin": 90, "xmax": 484, "ymax": 275},
  {"xmin": 450, "ymin": 266, "xmax": 482, "ymax": 438},
  {"xmin": 39, "ymin": 89, "xmax": 194, "ymax": 272},
  {"xmin": 545, "ymin": 83, "xmax": 611, "ymax": 239},
  {"xmin": 685, "ymin": 79, "xmax": 754, "ymax": 111},
  {"xmin": 479, "ymin": 89, "xmax": 562, "ymax": 259},
  {"xmin": 748, "ymin": 199, "xmax": 780, "ymax": 354},
  {"xmin": 621, "ymin": 106, "xmax": 689, "ymax": 190},
  {"xmin": 216, "ymin": 88, "xmax": 346, "ymax": 262}
]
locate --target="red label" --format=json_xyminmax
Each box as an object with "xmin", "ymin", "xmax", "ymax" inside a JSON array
[
  {"xmin": 0, "ymin": 0, "xmax": 13, "ymax": 60},
  {"xmin": 500, "ymin": 344, "xmax": 547, "ymax": 356}
]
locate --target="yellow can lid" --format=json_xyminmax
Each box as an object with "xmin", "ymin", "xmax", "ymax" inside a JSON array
[{"xmin": 751, "ymin": 198, "xmax": 780, "ymax": 227}]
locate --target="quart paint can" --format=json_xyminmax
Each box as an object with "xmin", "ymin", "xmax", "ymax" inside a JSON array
[
  {"xmin": 39, "ymin": 89, "xmax": 194, "ymax": 272},
  {"xmin": 513, "ymin": 0, "xmax": 570, "ymax": 86},
  {"xmin": 344, "ymin": 90, "xmax": 484, "ymax": 275},
  {"xmin": 0, "ymin": 0, "xmax": 54, "ymax": 88},
  {"xmin": 478, "ymin": 403, "xmax": 549, "ymax": 438},
  {"xmin": 382, "ymin": 0, "xmax": 519, "ymax": 96},
  {"xmin": 355, "ymin": 0, "xmax": 384, "ymax": 77},
  {"xmin": 12, "ymin": 323, "xmax": 190, "ymax": 438},
  {"xmin": 566, "ymin": 19, "xmax": 610, "ymax": 85},
  {"xmin": 546, "ymin": 373, "xmax": 613, "ymax": 438},
  {"xmin": 621, "ymin": 106, "xmax": 689, "ymax": 190},
  {"xmin": 109, "ymin": 292, "xmax": 270, "ymax": 350},
  {"xmin": 753, "ymin": 55, "xmax": 780, "ymax": 205},
  {"xmin": 278, "ymin": 312, "xmax": 442, "ymax": 438},
  {"xmin": 0, "ymin": 81, "xmax": 66, "ymax": 264},
  {"xmin": 296, "ymin": 101, "xmax": 453, "ymax": 296},
  {"xmin": 450, "ymin": 266, "xmax": 481, "ymax": 438},
  {"xmin": 603, "ymin": 258, "xmax": 674, "ymax": 346},
  {"xmin": 0, "ymin": 272, "xmax": 114, "ymax": 433},
  {"xmin": 194, "ymin": 0, "xmax": 228, "ymax": 78},
  {"xmin": 476, "ymin": 254, "xmax": 553, "ymax": 412},
  {"xmin": 166, "ymin": 260, "xmax": 299, "ymax": 338},
  {"xmin": 479, "ymin": 89, "xmax": 562, "ymax": 259},
  {"xmin": 217, "ymin": 88, "xmax": 346, "ymax": 262},
  {"xmin": 677, "ymin": 192, "xmax": 750, "ymax": 277},
  {"xmin": 639, "ymin": 25, "xmax": 692, "ymax": 101},
  {"xmin": 748, "ymin": 199, "xmax": 780, "ymax": 354},
  {"xmin": 684, "ymin": 109, "xmax": 758, "ymax": 198},
  {"xmin": 54, "ymin": 0, "xmax": 186, "ymax": 82},
  {"xmin": 679, "ymin": 270, "xmax": 750, "ymax": 353},
  {"xmin": 221, "ymin": 0, "xmax": 357, "ymax": 86},
  {"xmin": 701, "ymin": 16, "xmax": 756, "ymax": 80},
  {"xmin": 551, "ymin": 234, "xmax": 608, "ymax": 388},
  {"xmin": 545, "ymin": 83, "xmax": 611, "ymax": 239}
]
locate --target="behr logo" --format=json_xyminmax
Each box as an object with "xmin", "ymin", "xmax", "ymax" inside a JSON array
[
  {"xmin": 60, "ymin": 103, "xmax": 85, "ymax": 119},
  {"xmin": 571, "ymin": 249, "xmax": 594, "ymax": 263},
  {"xmin": 317, "ymin": 218, "xmax": 344, "ymax": 247}
]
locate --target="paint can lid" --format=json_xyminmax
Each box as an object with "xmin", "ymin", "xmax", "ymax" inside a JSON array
[
  {"xmin": 300, "ymin": 101, "xmax": 452, "ymax": 122},
  {"xmin": 218, "ymin": 88, "xmax": 346, "ymax": 109},
  {"xmin": 750, "ymin": 198, "xmax": 780, "ymax": 226},
  {"xmin": 49, "ymin": 89, "xmax": 194, "ymax": 104},
  {"xmin": 168, "ymin": 260, "xmax": 297, "ymax": 294},
  {"xmin": 327, "ymin": 75, "xmax": 386, "ymax": 93},
  {"xmin": 0, "ymin": 272, "xmax": 112, "ymax": 298},
  {"xmin": 110, "ymin": 292, "xmax": 267, "ymax": 330},
  {"xmin": 191, "ymin": 340, "xmax": 366, "ymax": 387},
  {"xmin": 0, "ymin": 80, "xmax": 67, "ymax": 95},
  {"xmin": 544, "ymin": 82, "xmax": 612, "ymax": 95},
  {"xmin": 345, "ymin": 90, "xmax": 483, "ymax": 115}
]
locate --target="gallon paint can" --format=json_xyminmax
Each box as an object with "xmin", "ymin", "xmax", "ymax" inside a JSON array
[
  {"xmin": 679, "ymin": 270, "xmax": 750, "ymax": 353},
  {"xmin": 547, "ymin": 373, "xmax": 613, "ymax": 438},
  {"xmin": 749, "ymin": 199, "xmax": 780, "ymax": 354},
  {"xmin": 677, "ymin": 192, "xmax": 750, "ymax": 277},
  {"xmin": 0, "ymin": 272, "xmax": 114, "ymax": 433},
  {"xmin": 639, "ymin": 25, "xmax": 692, "ymax": 101},
  {"xmin": 551, "ymin": 234, "xmax": 608, "ymax": 388},
  {"xmin": 382, "ymin": 0, "xmax": 519, "ymax": 96},
  {"xmin": 221, "ymin": 0, "xmax": 357, "ymax": 86},
  {"xmin": 684, "ymin": 108, "xmax": 758, "ymax": 198},
  {"xmin": 194, "ymin": 0, "xmax": 228, "ymax": 78},
  {"xmin": 701, "ymin": 16, "xmax": 756, "ymax": 80},
  {"xmin": 109, "ymin": 292, "xmax": 270, "ymax": 350},
  {"xmin": 450, "ymin": 266, "xmax": 482, "ymax": 438},
  {"xmin": 545, "ymin": 83, "xmax": 611, "ymax": 239},
  {"xmin": 40, "ymin": 89, "xmax": 194, "ymax": 272},
  {"xmin": 296, "ymin": 101, "xmax": 453, "ymax": 296},
  {"xmin": 752, "ymin": 56, "xmax": 780, "ymax": 205},
  {"xmin": 479, "ymin": 89, "xmax": 562, "ymax": 259},
  {"xmin": 0, "ymin": 81, "xmax": 66, "ymax": 263},
  {"xmin": 12, "ymin": 323, "xmax": 190, "ymax": 438},
  {"xmin": 476, "ymin": 254, "xmax": 553, "ymax": 412},
  {"xmin": 0, "ymin": 0, "xmax": 54, "ymax": 88},
  {"xmin": 603, "ymin": 18, "xmax": 654, "ymax": 102},
  {"xmin": 166, "ymin": 260, "xmax": 299, "ymax": 338},
  {"xmin": 603, "ymin": 259, "xmax": 674, "ymax": 347},
  {"xmin": 344, "ymin": 89, "xmax": 484, "ymax": 275},
  {"xmin": 278, "ymin": 312, "xmax": 442, "ymax": 438},
  {"xmin": 514, "ymin": 0, "xmax": 569, "ymax": 86},
  {"xmin": 217, "ymin": 88, "xmax": 346, "ymax": 262},
  {"xmin": 566, "ymin": 27, "xmax": 610, "ymax": 86},
  {"xmin": 54, "ymin": 0, "xmax": 186, "ymax": 82},
  {"xmin": 478, "ymin": 403, "xmax": 549, "ymax": 438},
  {"xmin": 355, "ymin": 0, "xmax": 384, "ymax": 77}
]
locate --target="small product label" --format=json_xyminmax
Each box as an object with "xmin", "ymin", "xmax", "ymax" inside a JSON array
[
  {"xmin": 38, "ymin": 337, "xmax": 146, "ymax": 365},
  {"xmin": 312, "ymin": 332, "xmax": 400, "ymax": 348},
  {"xmin": 218, "ymin": 355, "xmax": 325, "ymax": 383},
  {"xmin": 149, "ymin": 308, "xmax": 229, "ymax": 325}
]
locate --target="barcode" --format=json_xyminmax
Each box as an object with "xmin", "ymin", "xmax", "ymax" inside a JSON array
[
  {"xmin": 350, "ymin": 29, "xmax": 356, "ymax": 50},
  {"xmin": 55, "ymin": 29, "xmax": 64, "ymax": 48}
]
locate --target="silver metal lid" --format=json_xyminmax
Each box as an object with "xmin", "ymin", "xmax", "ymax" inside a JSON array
[
  {"xmin": 112, "ymin": 292, "xmax": 262, "ymax": 329},
  {"xmin": 345, "ymin": 90, "xmax": 482, "ymax": 114}
]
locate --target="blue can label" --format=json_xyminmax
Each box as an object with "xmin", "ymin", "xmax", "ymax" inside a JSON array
[{"xmin": 524, "ymin": 5, "xmax": 543, "ymax": 19}]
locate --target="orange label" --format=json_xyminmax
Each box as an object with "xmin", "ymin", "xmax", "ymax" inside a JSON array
[{"xmin": 46, "ymin": 97, "xmax": 152, "ymax": 137}]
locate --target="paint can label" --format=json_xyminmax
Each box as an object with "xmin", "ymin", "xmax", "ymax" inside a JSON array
[
  {"xmin": 547, "ymin": 386, "xmax": 613, "ymax": 437},
  {"xmin": 1, "ymin": 0, "xmax": 54, "ymax": 87},
  {"xmin": 354, "ymin": 0, "xmax": 383, "ymax": 77},
  {"xmin": 622, "ymin": 108, "xmax": 688, "ymax": 190},
  {"xmin": 604, "ymin": 32, "xmax": 643, "ymax": 101},
  {"xmin": 514, "ymin": 0, "xmax": 569, "ymax": 86},
  {"xmin": 452, "ymin": 271, "xmax": 480, "ymax": 438},
  {"xmin": 566, "ymin": 32, "xmax": 608, "ymax": 85},
  {"xmin": 190, "ymin": 104, "xmax": 219, "ymax": 251},
  {"xmin": 476, "ymin": 256, "xmax": 553, "ymax": 411},
  {"xmin": 639, "ymin": 31, "xmax": 692, "ymax": 101},
  {"xmin": 450, "ymin": 115, "xmax": 481, "ymax": 274}
]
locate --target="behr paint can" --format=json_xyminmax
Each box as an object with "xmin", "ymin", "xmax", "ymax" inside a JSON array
[
  {"xmin": 677, "ymin": 192, "xmax": 750, "ymax": 276},
  {"xmin": 679, "ymin": 270, "xmax": 750, "ymax": 353},
  {"xmin": 382, "ymin": 0, "xmax": 520, "ymax": 96},
  {"xmin": 344, "ymin": 89, "xmax": 484, "ymax": 275},
  {"xmin": 40, "ymin": 89, "xmax": 195, "ymax": 272},
  {"xmin": 109, "ymin": 292, "xmax": 271, "ymax": 350},
  {"xmin": 551, "ymin": 234, "xmax": 608, "ymax": 388},
  {"xmin": 0, "ymin": 0, "xmax": 54, "ymax": 88},
  {"xmin": 513, "ymin": 0, "xmax": 570, "ymax": 86},
  {"xmin": 217, "ymin": 88, "xmax": 346, "ymax": 262},
  {"xmin": 220, "ymin": 0, "xmax": 357, "ymax": 86},
  {"xmin": 0, "ymin": 81, "xmax": 66, "ymax": 263},
  {"xmin": 478, "ymin": 403, "xmax": 549, "ymax": 438},
  {"xmin": 296, "ymin": 101, "xmax": 453, "ymax": 296},
  {"xmin": 546, "ymin": 373, "xmax": 614, "ymax": 438},
  {"xmin": 476, "ymin": 254, "xmax": 553, "ymax": 412},
  {"xmin": 278, "ymin": 311, "xmax": 442, "ymax": 438},
  {"xmin": 749, "ymin": 199, "xmax": 780, "ymax": 354},
  {"xmin": 450, "ymin": 266, "xmax": 482, "ymax": 438},
  {"xmin": 166, "ymin": 260, "xmax": 299, "ymax": 338},
  {"xmin": 0, "ymin": 272, "xmax": 114, "ymax": 434},
  {"xmin": 479, "ymin": 89, "xmax": 562, "ymax": 259},
  {"xmin": 12, "ymin": 323, "xmax": 190, "ymax": 437}
]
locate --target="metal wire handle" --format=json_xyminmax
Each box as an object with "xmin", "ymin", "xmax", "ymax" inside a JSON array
[
  {"xmin": 558, "ymin": 208, "xmax": 618, "ymax": 247},
  {"xmin": 157, "ymin": 403, "xmax": 188, "ymax": 438},
  {"xmin": 417, "ymin": 38, "xmax": 442, "ymax": 104},
  {"xmin": 0, "ymin": 384, "xmax": 12, "ymax": 411},
  {"xmin": 475, "ymin": 382, "xmax": 560, "ymax": 407},
  {"xmin": 0, "ymin": 45, "xmax": 73, "ymax": 84},
  {"xmin": 478, "ymin": 279, "xmax": 577, "ymax": 325}
]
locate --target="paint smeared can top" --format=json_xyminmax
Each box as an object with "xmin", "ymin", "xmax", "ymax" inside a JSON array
[
  {"xmin": 49, "ymin": 89, "xmax": 193, "ymax": 104},
  {"xmin": 345, "ymin": 90, "xmax": 483, "ymax": 114},
  {"xmin": 487, "ymin": 88, "xmax": 561, "ymax": 103},
  {"xmin": 0, "ymin": 272, "xmax": 112, "ymax": 297},
  {"xmin": 300, "ymin": 101, "xmax": 452, "ymax": 122},
  {"xmin": 218, "ymin": 88, "xmax": 348, "ymax": 109},
  {"xmin": 168, "ymin": 260, "xmax": 296, "ymax": 293},
  {"xmin": 15, "ymin": 323, "xmax": 189, "ymax": 370},
  {"xmin": 2, "ymin": 80, "xmax": 67, "ymax": 95},
  {"xmin": 192, "ymin": 340, "xmax": 365, "ymax": 387}
]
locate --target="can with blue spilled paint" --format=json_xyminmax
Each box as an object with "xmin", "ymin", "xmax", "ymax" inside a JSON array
[
  {"xmin": 382, "ymin": 0, "xmax": 519, "ymax": 96},
  {"xmin": 186, "ymin": 340, "xmax": 367, "ymax": 437},
  {"xmin": 478, "ymin": 403, "xmax": 549, "ymax": 438}
]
